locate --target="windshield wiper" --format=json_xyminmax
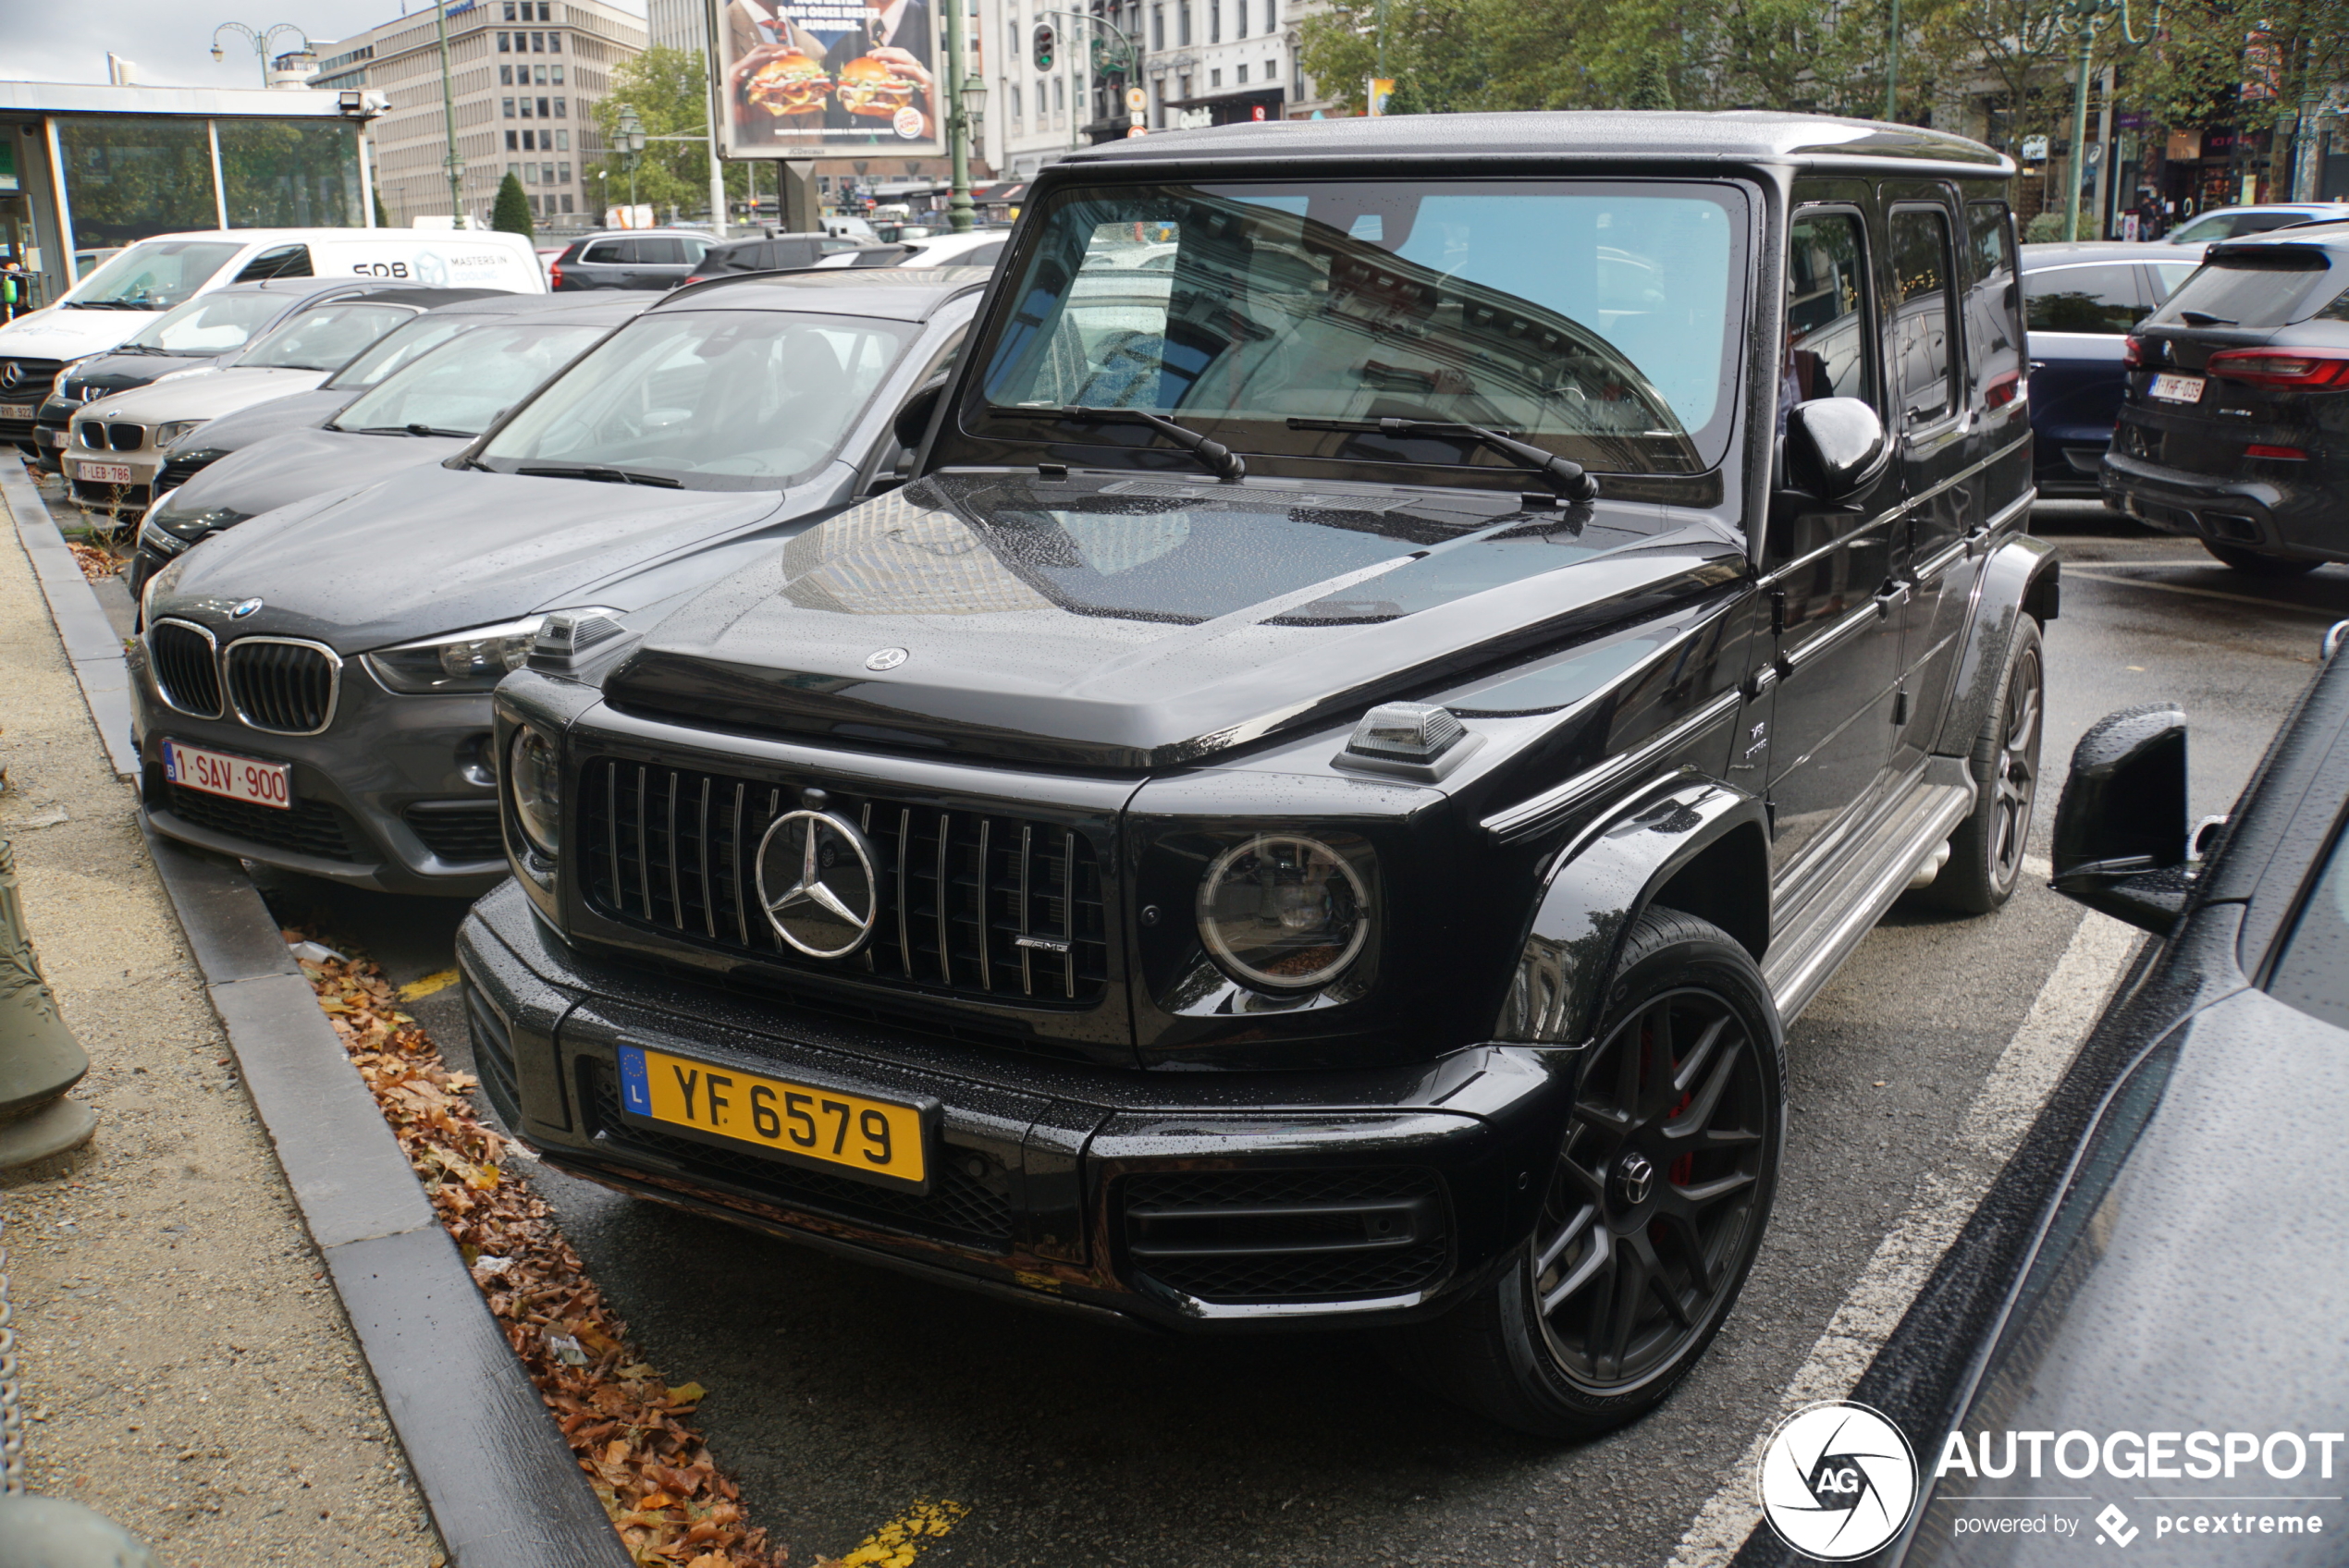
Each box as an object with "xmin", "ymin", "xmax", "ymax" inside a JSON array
[
  {"xmin": 63, "ymin": 300, "xmax": 154, "ymax": 311},
  {"xmin": 1288, "ymin": 416, "xmax": 1599, "ymax": 501},
  {"xmin": 350, "ymin": 423, "xmax": 475, "ymax": 438},
  {"xmin": 514, "ymin": 462, "xmax": 684, "ymax": 488},
  {"xmin": 1012, "ymin": 405, "xmax": 1247, "ymax": 483}
]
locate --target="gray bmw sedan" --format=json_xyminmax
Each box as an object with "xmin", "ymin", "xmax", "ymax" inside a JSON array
[{"xmin": 131, "ymin": 270, "xmax": 984, "ymax": 894}]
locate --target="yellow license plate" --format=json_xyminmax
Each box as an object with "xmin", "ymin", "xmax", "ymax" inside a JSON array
[{"xmin": 615, "ymin": 1043, "xmax": 929, "ymax": 1188}]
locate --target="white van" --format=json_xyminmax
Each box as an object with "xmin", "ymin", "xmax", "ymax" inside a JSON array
[{"xmin": 0, "ymin": 227, "xmax": 543, "ymax": 374}]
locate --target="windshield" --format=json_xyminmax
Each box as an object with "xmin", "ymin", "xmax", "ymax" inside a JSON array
[
  {"xmin": 973, "ymin": 179, "xmax": 1746, "ymax": 475},
  {"xmin": 330, "ymin": 322, "xmax": 609, "ymax": 436},
  {"xmin": 326, "ymin": 314, "xmax": 480, "ymax": 390},
  {"xmin": 235, "ymin": 303, "xmax": 415, "ymax": 372},
  {"xmin": 67, "ymin": 240, "xmax": 244, "ymax": 311},
  {"xmin": 2268, "ymin": 814, "xmax": 2349, "ymax": 1032},
  {"xmin": 119, "ymin": 290, "xmax": 292, "ymax": 356},
  {"xmin": 477, "ymin": 309, "xmax": 913, "ymax": 490}
]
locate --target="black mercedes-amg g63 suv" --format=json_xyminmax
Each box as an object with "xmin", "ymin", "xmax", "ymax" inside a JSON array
[{"xmin": 460, "ymin": 110, "xmax": 2052, "ymax": 1436}]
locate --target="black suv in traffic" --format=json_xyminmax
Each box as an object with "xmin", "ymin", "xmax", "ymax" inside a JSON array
[
  {"xmin": 2102, "ymin": 220, "xmax": 2349, "ymax": 574},
  {"xmin": 462, "ymin": 112, "xmax": 2053, "ymax": 1436}
]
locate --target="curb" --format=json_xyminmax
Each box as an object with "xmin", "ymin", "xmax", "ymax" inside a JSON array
[
  {"xmin": 1, "ymin": 465, "xmax": 137, "ymax": 781},
  {"xmin": 5, "ymin": 469, "xmax": 629, "ymax": 1568}
]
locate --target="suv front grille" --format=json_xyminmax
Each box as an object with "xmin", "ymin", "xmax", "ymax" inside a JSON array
[
  {"xmin": 581, "ymin": 758, "xmax": 1108, "ymax": 1006},
  {"xmin": 150, "ymin": 619, "xmax": 222, "ymax": 717},
  {"xmin": 586, "ymin": 1064, "xmax": 1014, "ymax": 1248},
  {"xmin": 223, "ymin": 639, "xmax": 339, "ymax": 734},
  {"xmin": 1121, "ymin": 1168, "xmax": 1450, "ymax": 1304}
]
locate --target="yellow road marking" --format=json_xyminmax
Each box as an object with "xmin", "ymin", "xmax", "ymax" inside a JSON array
[
  {"xmin": 397, "ymin": 969, "xmax": 461, "ymax": 1001},
  {"xmin": 830, "ymin": 1499, "xmax": 969, "ymax": 1567}
]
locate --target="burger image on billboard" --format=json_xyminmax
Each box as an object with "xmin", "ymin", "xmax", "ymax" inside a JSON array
[
  {"xmin": 836, "ymin": 55, "xmax": 915, "ymax": 117},
  {"xmin": 745, "ymin": 49, "xmax": 832, "ymax": 116}
]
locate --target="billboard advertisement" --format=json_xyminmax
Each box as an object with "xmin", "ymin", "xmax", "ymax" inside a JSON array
[{"xmin": 707, "ymin": 0, "xmax": 944, "ymax": 159}]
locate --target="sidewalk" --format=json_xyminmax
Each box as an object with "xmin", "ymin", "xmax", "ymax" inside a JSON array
[{"xmin": 1, "ymin": 478, "xmax": 443, "ymax": 1563}]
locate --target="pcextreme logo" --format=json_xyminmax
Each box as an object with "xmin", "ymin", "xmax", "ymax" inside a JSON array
[{"xmin": 1759, "ymin": 1401, "xmax": 1922, "ymax": 1561}]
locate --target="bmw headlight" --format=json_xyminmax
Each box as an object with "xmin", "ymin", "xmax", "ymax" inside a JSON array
[
  {"xmin": 154, "ymin": 420, "xmax": 206, "ymax": 448},
  {"xmin": 1196, "ymin": 835, "xmax": 1371, "ymax": 990},
  {"xmin": 364, "ymin": 617, "xmax": 546, "ymax": 693},
  {"xmin": 508, "ymin": 726, "xmax": 560, "ymax": 859}
]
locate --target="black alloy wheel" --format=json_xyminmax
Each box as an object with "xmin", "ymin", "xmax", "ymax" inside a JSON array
[
  {"xmin": 1390, "ymin": 909, "xmax": 1784, "ymax": 1438},
  {"xmin": 1920, "ymin": 616, "xmax": 2044, "ymax": 914},
  {"xmin": 1533, "ymin": 980, "xmax": 1775, "ymax": 1391}
]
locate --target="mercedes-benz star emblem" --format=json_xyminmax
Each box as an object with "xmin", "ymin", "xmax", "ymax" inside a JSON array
[
  {"xmin": 0, "ymin": 363, "xmax": 19, "ymax": 390},
  {"xmin": 1615, "ymin": 1150, "xmax": 1655, "ymax": 1207},
  {"xmin": 754, "ymin": 809, "xmax": 879, "ymax": 959},
  {"xmin": 230, "ymin": 598, "xmax": 264, "ymax": 619},
  {"xmin": 865, "ymin": 646, "xmax": 908, "ymax": 672}
]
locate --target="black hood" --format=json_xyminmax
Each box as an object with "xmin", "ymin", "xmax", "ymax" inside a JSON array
[
  {"xmin": 603, "ymin": 472, "xmax": 1745, "ymax": 769},
  {"xmin": 156, "ymin": 426, "xmax": 464, "ymax": 533},
  {"xmin": 65, "ymin": 349, "xmax": 220, "ymax": 399},
  {"xmin": 170, "ymin": 386, "xmax": 352, "ymax": 459},
  {"xmin": 153, "ymin": 459, "xmax": 815, "ymax": 653}
]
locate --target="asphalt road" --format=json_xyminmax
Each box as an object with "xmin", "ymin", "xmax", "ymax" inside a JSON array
[{"xmin": 259, "ymin": 503, "xmax": 2349, "ymax": 1568}]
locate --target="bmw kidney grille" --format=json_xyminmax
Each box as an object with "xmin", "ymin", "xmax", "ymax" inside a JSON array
[
  {"xmin": 148, "ymin": 619, "xmax": 223, "ymax": 719},
  {"xmin": 221, "ymin": 638, "xmax": 340, "ymax": 735}
]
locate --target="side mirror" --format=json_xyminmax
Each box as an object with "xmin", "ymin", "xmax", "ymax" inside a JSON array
[
  {"xmin": 892, "ymin": 376, "xmax": 947, "ymax": 453},
  {"xmin": 2050, "ymin": 704, "xmax": 2192, "ymax": 934},
  {"xmin": 1783, "ymin": 398, "xmax": 1890, "ymax": 502}
]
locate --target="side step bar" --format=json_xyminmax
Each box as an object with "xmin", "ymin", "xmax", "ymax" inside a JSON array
[{"xmin": 1762, "ymin": 771, "xmax": 1975, "ymax": 1024}]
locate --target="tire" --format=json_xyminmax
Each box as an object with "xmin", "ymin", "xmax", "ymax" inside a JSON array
[
  {"xmin": 1386, "ymin": 909, "xmax": 1785, "ymax": 1439},
  {"xmin": 1918, "ymin": 615, "xmax": 2044, "ymax": 915},
  {"xmin": 2203, "ymin": 541, "xmax": 2320, "ymax": 577}
]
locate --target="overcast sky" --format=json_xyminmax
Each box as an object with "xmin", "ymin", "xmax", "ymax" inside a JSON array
[{"xmin": 6, "ymin": 0, "xmax": 646, "ymax": 87}]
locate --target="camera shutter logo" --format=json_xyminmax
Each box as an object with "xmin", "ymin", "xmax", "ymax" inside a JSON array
[
  {"xmin": 754, "ymin": 809, "xmax": 879, "ymax": 959},
  {"xmin": 1757, "ymin": 1400, "xmax": 1919, "ymax": 1561}
]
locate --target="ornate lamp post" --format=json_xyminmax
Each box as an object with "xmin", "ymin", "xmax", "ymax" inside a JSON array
[
  {"xmin": 616, "ymin": 106, "xmax": 647, "ymax": 214},
  {"xmin": 2054, "ymin": 0, "xmax": 2158, "ymax": 241},
  {"xmin": 211, "ymin": 21, "xmax": 310, "ymax": 88},
  {"xmin": 949, "ymin": 73, "xmax": 988, "ymax": 232}
]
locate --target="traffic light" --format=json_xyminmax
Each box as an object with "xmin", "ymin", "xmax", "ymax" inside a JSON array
[{"xmin": 1033, "ymin": 22, "xmax": 1054, "ymax": 68}]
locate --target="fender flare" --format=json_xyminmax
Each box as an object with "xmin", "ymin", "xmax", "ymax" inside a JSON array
[
  {"xmin": 1932, "ymin": 533, "xmax": 2060, "ymax": 760},
  {"xmin": 1494, "ymin": 773, "xmax": 1773, "ymax": 1048}
]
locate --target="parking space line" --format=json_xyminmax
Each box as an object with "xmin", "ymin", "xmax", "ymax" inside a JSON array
[
  {"xmin": 396, "ymin": 968, "xmax": 461, "ymax": 1001},
  {"xmin": 831, "ymin": 1499, "xmax": 970, "ymax": 1566},
  {"xmin": 2060, "ymin": 569, "xmax": 2343, "ymax": 619},
  {"xmin": 1665, "ymin": 905, "xmax": 2140, "ymax": 1567}
]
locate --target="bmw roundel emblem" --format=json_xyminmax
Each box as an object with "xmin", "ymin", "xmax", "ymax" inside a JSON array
[
  {"xmin": 865, "ymin": 646, "xmax": 908, "ymax": 672},
  {"xmin": 230, "ymin": 598, "xmax": 264, "ymax": 619}
]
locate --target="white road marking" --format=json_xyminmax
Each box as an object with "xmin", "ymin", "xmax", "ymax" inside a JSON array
[
  {"xmin": 1666, "ymin": 903, "xmax": 2140, "ymax": 1567},
  {"xmin": 2061, "ymin": 568, "xmax": 2341, "ymax": 619}
]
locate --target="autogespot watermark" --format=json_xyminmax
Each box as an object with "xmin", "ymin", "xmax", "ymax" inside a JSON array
[{"xmin": 1757, "ymin": 1412, "xmax": 2347, "ymax": 1560}]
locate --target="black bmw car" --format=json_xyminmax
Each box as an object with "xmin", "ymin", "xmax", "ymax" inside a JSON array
[
  {"xmin": 1738, "ymin": 624, "xmax": 2349, "ymax": 1564},
  {"xmin": 2101, "ymin": 220, "xmax": 2349, "ymax": 574}
]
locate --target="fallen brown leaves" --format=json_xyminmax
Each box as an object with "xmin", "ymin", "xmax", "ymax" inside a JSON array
[
  {"xmin": 292, "ymin": 933, "xmax": 784, "ymax": 1567},
  {"xmin": 68, "ymin": 541, "xmax": 120, "ymax": 581}
]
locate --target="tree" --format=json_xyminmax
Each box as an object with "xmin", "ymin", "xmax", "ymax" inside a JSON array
[
  {"xmin": 1627, "ymin": 50, "xmax": 1676, "ymax": 110},
  {"xmin": 374, "ymin": 186, "xmax": 391, "ymax": 227},
  {"xmin": 586, "ymin": 44, "xmax": 752, "ymax": 223},
  {"xmin": 492, "ymin": 171, "xmax": 536, "ymax": 239}
]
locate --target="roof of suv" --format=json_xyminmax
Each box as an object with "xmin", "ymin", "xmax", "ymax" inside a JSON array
[
  {"xmin": 655, "ymin": 268, "xmax": 990, "ymax": 319},
  {"xmin": 2020, "ymin": 241, "xmax": 2208, "ymax": 268},
  {"xmin": 1064, "ymin": 110, "xmax": 2010, "ymax": 174}
]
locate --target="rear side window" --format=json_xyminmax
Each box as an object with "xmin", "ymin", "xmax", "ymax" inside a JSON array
[
  {"xmin": 2147, "ymin": 261, "xmax": 2199, "ymax": 300},
  {"xmin": 2023, "ymin": 263, "xmax": 2146, "ymax": 333},
  {"xmin": 580, "ymin": 239, "xmax": 626, "ymax": 264},
  {"xmin": 2149, "ymin": 251, "xmax": 2340, "ymax": 329},
  {"xmin": 1889, "ymin": 207, "xmax": 1957, "ymax": 422},
  {"xmin": 1785, "ymin": 210, "xmax": 1875, "ymax": 407},
  {"xmin": 235, "ymin": 244, "xmax": 313, "ymax": 282}
]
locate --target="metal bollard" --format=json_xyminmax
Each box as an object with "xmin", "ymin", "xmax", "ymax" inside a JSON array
[{"xmin": 0, "ymin": 839, "xmax": 95, "ymax": 1170}]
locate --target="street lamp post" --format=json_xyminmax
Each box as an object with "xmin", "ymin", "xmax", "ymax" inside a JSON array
[
  {"xmin": 211, "ymin": 20, "xmax": 309, "ymax": 87},
  {"xmin": 617, "ymin": 106, "xmax": 647, "ymax": 215},
  {"xmin": 1039, "ymin": 7, "xmax": 1138, "ymax": 151},
  {"xmin": 2054, "ymin": 0, "xmax": 2158, "ymax": 241},
  {"xmin": 944, "ymin": 0, "xmax": 975, "ymax": 231},
  {"xmin": 430, "ymin": 0, "xmax": 465, "ymax": 225}
]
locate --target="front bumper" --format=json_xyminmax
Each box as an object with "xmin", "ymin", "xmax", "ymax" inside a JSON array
[
  {"xmin": 62, "ymin": 435, "xmax": 164, "ymax": 509},
  {"xmin": 129, "ymin": 637, "xmax": 509, "ymax": 896},
  {"xmin": 2100, "ymin": 450, "xmax": 2347, "ymax": 562},
  {"xmin": 458, "ymin": 880, "xmax": 1575, "ymax": 1332}
]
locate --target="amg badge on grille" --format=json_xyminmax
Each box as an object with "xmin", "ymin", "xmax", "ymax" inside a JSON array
[{"xmin": 755, "ymin": 809, "xmax": 880, "ymax": 959}]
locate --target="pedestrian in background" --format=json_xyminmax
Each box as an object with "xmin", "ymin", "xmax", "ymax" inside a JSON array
[{"xmin": 0, "ymin": 259, "xmax": 23, "ymax": 321}]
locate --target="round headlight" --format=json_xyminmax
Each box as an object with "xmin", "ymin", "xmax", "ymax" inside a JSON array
[
  {"xmin": 508, "ymin": 727, "xmax": 560, "ymax": 859},
  {"xmin": 1195, "ymin": 834, "xmax": 1370, "ymax": 991}
]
